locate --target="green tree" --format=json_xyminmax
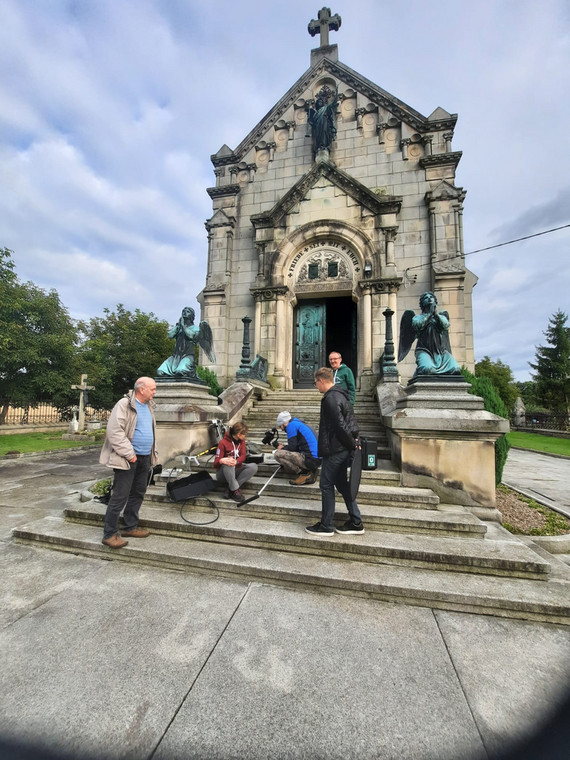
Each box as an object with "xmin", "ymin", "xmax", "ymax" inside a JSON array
[
  {"xmin": 0, "ymin": 248, "xmax": 79, "ymax": 422},
  {"xmin": 514, "ymin": 380, "xmax": 542, "ymax": 411},
  {"xmin": 529, "ymin": 310, "xmax": 570, "ymax": 413},
  {"xmin": 78, "ymin": 304, "xmax": 174, "ymax": 409},
  {"xmin": 475, "ymin": 356, "xmax": 518, "ymax": 413},
  {"xmin": 462, "ymin": 367, "xmax": 510, "ymax": 485}
]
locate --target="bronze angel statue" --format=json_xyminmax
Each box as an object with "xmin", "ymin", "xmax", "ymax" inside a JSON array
[
  {"xmin": 398, "ymin": 292, "xmax": 461, "ymax": 377},
  {"xmin": 157, "ymin": 306, "xmax": 215, "ymax": 380}
]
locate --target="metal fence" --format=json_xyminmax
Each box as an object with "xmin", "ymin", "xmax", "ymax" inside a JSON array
[
  {"xmin": 1, "ymin": 404, "xmax": 111, "ymax": 426},
  {"xmin": 512, "ymin": 412, "xmax": 569, "ymax": 432}
]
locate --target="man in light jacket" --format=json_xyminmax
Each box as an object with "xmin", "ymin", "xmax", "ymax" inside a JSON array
[{"xmin": 99, "ymin": 377, "xmax": 158, "ymax": 548}]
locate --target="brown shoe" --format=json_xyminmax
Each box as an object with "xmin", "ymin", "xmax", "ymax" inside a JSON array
[
  {"xmin": 289, "ymin": 471, "xmax": 312, "ymax": 486},
  {"xmin": 102, "ymin": 534, "xmax": 128, "ymax": 549},
  {"xmin": 121, "ymin": 527, "xmax": 150, "ymax": 538}
]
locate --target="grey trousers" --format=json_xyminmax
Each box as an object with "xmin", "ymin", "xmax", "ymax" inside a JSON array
[{"xmin": 215, "ymin": 462, "xmax": 258, "ymax": 492}]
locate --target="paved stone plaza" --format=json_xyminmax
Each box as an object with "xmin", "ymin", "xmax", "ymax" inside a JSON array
[{"xmin": 1, "ymin": 448, "xmax": 569, "ymax": 759}]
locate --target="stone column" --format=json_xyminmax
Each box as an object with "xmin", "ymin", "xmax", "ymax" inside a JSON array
[
  {"xmin": 383, "ymin": 227, "xmax": 398, "ymax": 267},
  {"xmin": 254, "ymin": 297, "xmax": 262, "ymax": 357},
  {"xmin": 274, "ymin": 292, "xmax": 287, "ymax": 379},
  {"xmin": 377, "ymin": 122, "xmax": 387, "ymax": 144},
  {"xmin": 361, "ymin": 283, "xmax": 373, "ymax": 374}
]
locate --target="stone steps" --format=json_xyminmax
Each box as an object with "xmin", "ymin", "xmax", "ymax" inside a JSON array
[
  {"xmin": 153, "ymin": 474, "xmax": 439, "ymax": 509},
  {"xmin": 77, "ymin": 492, "xmax": 486, "ymax": 538},
  {"xmin": 13, "ymin": 386, "xmax": 570, "ymax": 624},
  {"xmin": 56, "ymin": 502, "xmax": 547, "ymax": 579},
  {"xmin": 13, "ymin": 514, "xmax": 570, "ymax": 624},
  {"xmin": 246, "ymin": 388, "xmax": 390, "ymax": 457}
]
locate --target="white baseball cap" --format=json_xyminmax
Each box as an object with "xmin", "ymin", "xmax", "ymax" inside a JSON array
[{"xmin": 276, "ymin": 411, "xmax": 291, "ymax": 426}]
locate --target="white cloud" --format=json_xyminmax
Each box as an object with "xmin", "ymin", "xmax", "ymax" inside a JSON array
[{"xmin": 0, "ymin": 0, "xmax": 569, "ymax": 383}]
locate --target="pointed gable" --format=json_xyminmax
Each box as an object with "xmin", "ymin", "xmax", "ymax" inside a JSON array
[
  {"xmin": 211, "ymin": 58, "xmax": 458, "ymax": 169},
  {"xmin": 251, "ymin": 161, "xmax": 401, "ymax": 230}
]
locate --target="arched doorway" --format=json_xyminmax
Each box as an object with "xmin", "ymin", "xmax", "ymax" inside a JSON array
[{"xmin": 293, "ymin": 296, "xmax": 357, "ymax": 388}]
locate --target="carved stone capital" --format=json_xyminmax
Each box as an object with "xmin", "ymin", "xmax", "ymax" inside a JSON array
[
  {"xmin": 251, "ymin": 286, "xmax": 290, "ymax": 302},
  {"xmin": 368, "ymin": 279, "xmax": 402, "ymax": 295},
  {"xmin": 382, "ymin": 227, "xmax": 398, "ymax": 242}
]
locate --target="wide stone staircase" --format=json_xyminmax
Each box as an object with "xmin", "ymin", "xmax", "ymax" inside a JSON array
[{"xmin": 13, "ymin": 389, "xmax": 570, "ymax": 624}]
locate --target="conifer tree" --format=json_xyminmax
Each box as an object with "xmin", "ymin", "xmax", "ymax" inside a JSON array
[{"xmin": 529, "ymin": 310, "xmax": 570, "ymax": 414}]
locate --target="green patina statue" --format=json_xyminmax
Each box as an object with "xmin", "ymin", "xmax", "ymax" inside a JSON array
[
  {"xmin": 157, "ymin": 306, "xmax": 215, "ymax": 380},
  {"xmin": 398, "ymin": 292, "xmax": 461, "ymax": 377},
  {"xmin": 306, "ymin": 85, "xmax": 339, "ymax": 154}
]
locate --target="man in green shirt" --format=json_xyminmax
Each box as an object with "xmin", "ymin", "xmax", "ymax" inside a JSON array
[{"xmin": 328, "ymin": 351, "xmax": 355, "ymax": 405}]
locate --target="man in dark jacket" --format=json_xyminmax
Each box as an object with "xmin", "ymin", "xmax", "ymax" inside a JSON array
[
  {"xmin": 274, "ymin": 411, "xmax": 320, "ymax": 485},
  {"xmin": 306, "ymin": 367, "xmax": 364, "ymax": 536}
]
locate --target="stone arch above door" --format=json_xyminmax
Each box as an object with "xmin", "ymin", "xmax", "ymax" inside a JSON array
[{"xmin": 271, "ymin": 221, "xmax": 377, "ymax": 291}]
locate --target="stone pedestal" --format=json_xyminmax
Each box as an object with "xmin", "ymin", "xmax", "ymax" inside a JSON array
[
  {"xmin": 153, "ymin": 381, "xmax": 226, "ymax": 465},
  {"xmin": 383, "ymin": 379, "xmax": 509, "ymax": 515}
]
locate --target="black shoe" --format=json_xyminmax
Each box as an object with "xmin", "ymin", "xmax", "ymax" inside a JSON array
[
  {"xmin": 335, "ymin": 519, "xmax": 365, "ymax": 535},
  {"xmin": 305, "ymin": 522, "xmax": 334, "ymax": 536},
  {"xmin": 229, "ymin": 489, "xmax": 245, "ymax": 504}
]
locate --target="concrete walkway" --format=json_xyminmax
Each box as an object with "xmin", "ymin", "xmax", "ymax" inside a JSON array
[
  {"xmin": 1, "ymin": 449, "xmax": 569, "ymax": 759},
  {"xmin": 503, "ymin": 447, "xmax": 570, "ymax": 519}
]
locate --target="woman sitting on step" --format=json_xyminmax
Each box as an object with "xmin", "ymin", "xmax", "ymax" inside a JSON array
[{"xmin": 213, "ymin": 421, "xmax": 258, "ymax": 504}]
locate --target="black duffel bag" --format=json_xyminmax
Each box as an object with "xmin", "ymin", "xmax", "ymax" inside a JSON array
[{"xmin": 166, "ymin": 471, "xmax": 217, "ymax": 502}]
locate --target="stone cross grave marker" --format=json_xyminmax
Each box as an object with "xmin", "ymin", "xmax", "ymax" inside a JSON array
[{"xmin": 71, "ymin": 374, "xmax": 95, "ymax": 432}]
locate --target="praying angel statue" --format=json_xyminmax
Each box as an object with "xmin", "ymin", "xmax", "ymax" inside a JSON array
[
  {"xmin": 157, "ymin": 306, "xmax": 215, "ymax": 381},
  {"xmin": 398, "ymin": 292, "xmax": 461, "ymax": 377}
]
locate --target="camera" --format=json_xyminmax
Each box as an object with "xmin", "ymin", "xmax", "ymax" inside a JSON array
[{"xmin": 262, "ymin": 427, "xmax": 279, "ymax": 447}]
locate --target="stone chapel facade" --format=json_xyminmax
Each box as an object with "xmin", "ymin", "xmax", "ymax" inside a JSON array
[{"xmin": 198, "ymin": 11, "xmax": 477, "ymax": 391}]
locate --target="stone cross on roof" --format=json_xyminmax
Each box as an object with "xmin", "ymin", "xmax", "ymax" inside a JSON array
[{"xmin": 308, "ymin": 7, "xmax": 342, "ymax": 48}]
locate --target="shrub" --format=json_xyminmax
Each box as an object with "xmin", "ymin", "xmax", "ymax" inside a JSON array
[
  {"xmin": 196, "ymin": 365, "xmax": 223, "ymax": 398},
  {"xmin": 462, "ymin": 367, "xmax": 511, "ymax": 485}
]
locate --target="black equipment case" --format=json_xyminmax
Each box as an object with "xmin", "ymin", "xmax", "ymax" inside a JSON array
[
  {"xmin": 360, "ymin": 437, "xmax": 377, "ymax": 471},
  {"xmin": 166, "ymin": 471, "xmax": 216, "ymax": 502}
]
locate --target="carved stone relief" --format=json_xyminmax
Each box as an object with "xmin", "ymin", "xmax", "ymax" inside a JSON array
[{"xmin": 287, "ymin": 241, "xmax": 360, "ymax": 292}]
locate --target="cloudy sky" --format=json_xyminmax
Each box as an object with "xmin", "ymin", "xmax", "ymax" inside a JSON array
[{"xmin": 1, "ymin": 0, "xmax": 569, "ymax": 381}]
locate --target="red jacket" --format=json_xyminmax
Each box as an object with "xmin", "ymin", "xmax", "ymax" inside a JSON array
[{"xmin": 214, "ymin": 432, "xmax": 247, "ymax": 469}]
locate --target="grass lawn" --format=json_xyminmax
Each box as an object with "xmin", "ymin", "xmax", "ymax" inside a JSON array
[
  {"xmin": 507, "ymin": 431, "xmax": 570, "ymax": 457},
  {"xmin": 0, "ymin": 431, "xmax": 101, "ymax": 455}
]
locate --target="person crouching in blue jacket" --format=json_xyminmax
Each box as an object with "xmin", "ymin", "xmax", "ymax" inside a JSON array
[{"xmin": 274, "ymin": 411, "xmax": 321, "ymax": 485}]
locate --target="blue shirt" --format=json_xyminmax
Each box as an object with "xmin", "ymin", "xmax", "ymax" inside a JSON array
[
  {"xmin": 132, "ymin": 400, "xmax": 153, "ymax": 455},
  {"xmin": 286, "ymin": 418, "xmax": 319, "ymax": 458}
]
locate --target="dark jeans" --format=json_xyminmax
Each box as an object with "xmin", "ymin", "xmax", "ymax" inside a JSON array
[
  {"xmin": 319, "ymin": 450, "xmax": 362, "ymax": 531},
  {"xmin": 103, "ymin": 455, "xmax": 151, "ymax": 538}
]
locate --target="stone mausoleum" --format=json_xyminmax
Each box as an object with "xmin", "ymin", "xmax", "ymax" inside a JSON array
[{"xmin": 198, "ymin": 8, "xmax": 477, "ymax": 390}]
